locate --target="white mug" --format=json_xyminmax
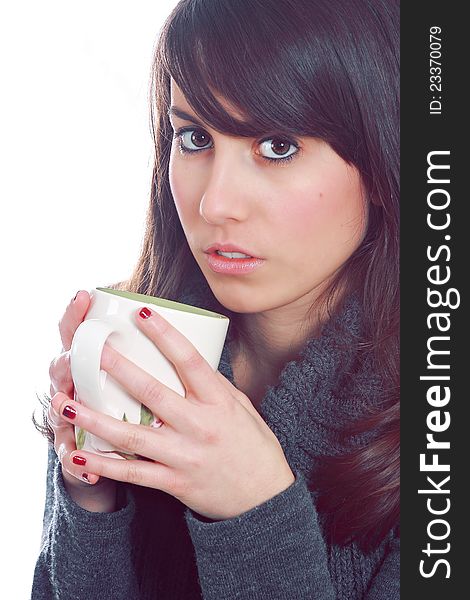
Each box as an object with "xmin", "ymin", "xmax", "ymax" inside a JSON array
[{"xmin": 70, "ymin": 287, "xmax": 229, "ymax": 459}]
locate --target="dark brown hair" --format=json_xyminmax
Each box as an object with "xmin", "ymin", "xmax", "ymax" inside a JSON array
[{"xmin": 35, "ymin": 0, "xmax": 399, "ymax": 552}]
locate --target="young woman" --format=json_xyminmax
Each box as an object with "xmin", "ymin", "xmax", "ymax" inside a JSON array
[{"xmin": 32, "ymin": 0, "xmax": 399, "ymax": 598}]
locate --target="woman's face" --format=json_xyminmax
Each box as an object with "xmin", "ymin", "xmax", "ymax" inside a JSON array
[{"xmin": 168, "ymin": 79, "xmax": 368, "ymax": 315}]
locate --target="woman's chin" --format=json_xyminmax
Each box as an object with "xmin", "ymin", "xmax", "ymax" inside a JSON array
[{"xmin": 209, "ymin": 286, "xmax": 263, "ymax": 314}]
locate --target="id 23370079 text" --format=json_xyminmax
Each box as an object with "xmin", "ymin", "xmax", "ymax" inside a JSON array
[{"xmin": 429, "ymin": 26, "xmax": 443, "ymax": 115}]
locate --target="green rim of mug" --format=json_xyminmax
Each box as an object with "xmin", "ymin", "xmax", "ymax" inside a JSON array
[{"xmin": 96, "ymin": 287, "xmax": 228, "ymax": 319}]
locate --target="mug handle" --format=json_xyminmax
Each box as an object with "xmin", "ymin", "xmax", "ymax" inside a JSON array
[{"xmin": 70, "ymin": 318, "xmax": 116, "ymax": 411}]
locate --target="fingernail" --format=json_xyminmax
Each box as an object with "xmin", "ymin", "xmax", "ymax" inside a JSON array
[
  {"xmin": 62, "ymin": 405, "xmax": 77, "ymax": 419},
  {"xmin": 73, "ymin": 455, "xmax": 87, "ymax": 466},
  {"xmin": 139, "ymin": 307, "xmax": 152, "ymax": 319},
  {"xmin": 81, "ymin": 473, "xmax": 90, "ymax": 482}
]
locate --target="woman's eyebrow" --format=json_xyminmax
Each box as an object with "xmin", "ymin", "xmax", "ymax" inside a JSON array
[{"xmin": 168, "ymin": 106, "xmax": 205, "ymax": 126}]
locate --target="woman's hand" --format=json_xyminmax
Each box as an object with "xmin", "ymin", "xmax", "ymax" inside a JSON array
[
  {"xmin": 47, "ymin": 291, "xmax": 117, "ymax": 512},
  {"xmin": 51, "ymin": 306, "xmax": 295, "ymax": 520}
]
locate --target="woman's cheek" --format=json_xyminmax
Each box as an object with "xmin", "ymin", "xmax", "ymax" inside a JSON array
[
  {"xmin": 168, "ymin": 150, "xmax": 181, "ymax": 199},
  {"xmin": 169, "ymin": 160, "xmax": 192, "ymax": 221},
  {"xmin": 278, "ymin": 190, "xmax": 325, "ymax": 238}
]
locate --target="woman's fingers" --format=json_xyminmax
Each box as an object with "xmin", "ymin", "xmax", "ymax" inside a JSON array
[
  {"xmin": 50, "ymin": 290, "xmax": 91, "ymax": 397},
  {"xmin": 52, "ymin": 392, "xmax": 179, "ymax": 466},
  {"xmin": 134, "ymin": 308, "xmax": 225, "ymax": 404},
  {"xmin": 59, "ymin": 290, "xmax": 91, "ymax": 352},
  {"xmin": 47, "ymin": 291, "xmax": 100, "ymax": 487},
  {"xmin": 49, "ymin": 351, "xmax": 74, "ymax": 398},
  {"xmin": 47, "ymin": 395, "xmax": 100, "ymax": 485},
  {"xmin": 62, "ymin": 448, "xmax": 178, "ymax": 496},
  {"xmin": 100, "ymin": 343, "xmax": 189, "ymax": 431}
]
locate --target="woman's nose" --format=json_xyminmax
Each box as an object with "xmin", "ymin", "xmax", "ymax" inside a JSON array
[{"xmin": 199, "ymin": 150, "xmax": 252, "ymax": 225}]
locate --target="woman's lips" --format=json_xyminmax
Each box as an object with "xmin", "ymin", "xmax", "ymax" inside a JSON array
[
  {"xmin": 204, "ymin": 242, "xmax": 263, "ymax": 258},
  {"xmin": 205, "ymin": 251, "xmax": 265, "ymax": 275}
]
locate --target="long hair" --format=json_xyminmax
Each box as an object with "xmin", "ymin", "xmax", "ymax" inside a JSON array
[{"xmin": 35, "ymin": 0, "xmax": 399, "ymax": 552}]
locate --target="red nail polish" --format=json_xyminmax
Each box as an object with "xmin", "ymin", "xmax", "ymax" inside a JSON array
[
  {"xmin": 82, "ymin": 473, "xmax": 90, "ymax": 482},
  {"xmin": 73, "ymin": 455, "xmax": 87, "ymax": 466},
  {"xmin": 139, "ymin": 307, "xmax": 152, "ymax": 319},
  {"xmin": 62, "ymin": 405, "xmax": 77, "ymax": 419}
]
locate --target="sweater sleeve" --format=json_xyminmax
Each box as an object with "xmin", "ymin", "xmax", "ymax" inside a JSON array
[
  {"xmin": 185, "ymin": 471, "xmax": 399, "ymax": 600},
  {"xmin": 185, "ymin": 471, "xmax": 335, "ymax": 600},
  {"xmin": 31, "ymin": 444, "xmax": 140, "ymax": 600}
]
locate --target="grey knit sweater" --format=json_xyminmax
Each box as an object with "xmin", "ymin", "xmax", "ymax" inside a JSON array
[{"xmin": 32, "ymin": 276, "xmax": 399, "ymax": 599}]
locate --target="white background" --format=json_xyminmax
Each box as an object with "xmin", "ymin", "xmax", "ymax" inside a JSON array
[{"xmin": 0, "ymin": 1, "xmax": 178, "ymax": 596}]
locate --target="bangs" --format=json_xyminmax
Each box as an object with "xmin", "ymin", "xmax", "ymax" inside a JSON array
[
  {"xmin": 155, "ymin": 0, "xmax": 399, "ymax": 180},
  {"xmin": 159, "ymin": 0, "xmax": 330, "ymax": 139}
]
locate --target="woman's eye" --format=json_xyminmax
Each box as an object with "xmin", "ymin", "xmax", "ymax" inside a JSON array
[
  {"xmin": 174, "ymin": 127, "xmax": 299, "ymax": 164},
  {"xmin": 175, "ymin": 128, "xmax": 213, "ymax": 152},
  {"xmin": 259, "ymin": 138, "xmax": 299, "ymax": 161}
]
